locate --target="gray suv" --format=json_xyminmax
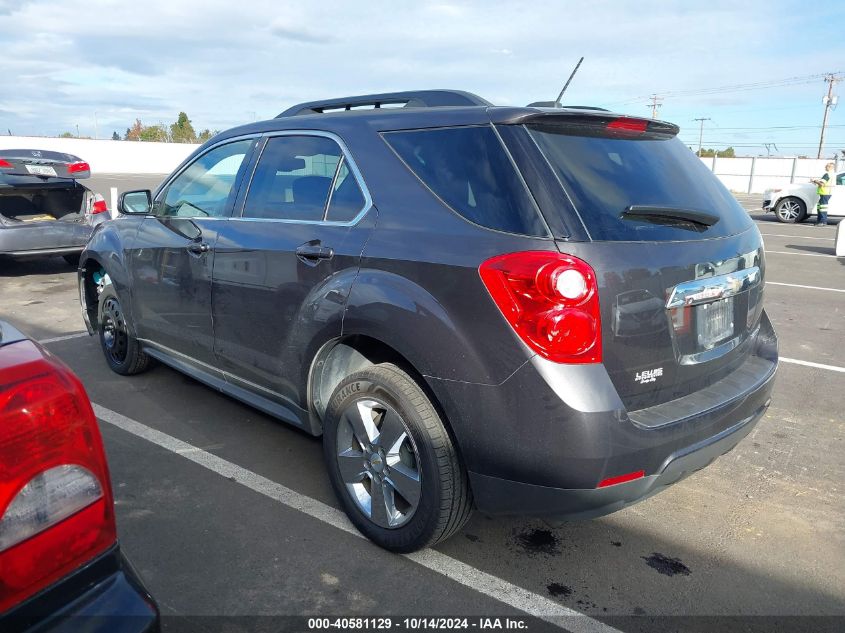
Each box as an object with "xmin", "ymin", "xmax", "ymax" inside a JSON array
[{"xmin": 78, "ymin": 90, "xmax": 778, "ymax": 552}]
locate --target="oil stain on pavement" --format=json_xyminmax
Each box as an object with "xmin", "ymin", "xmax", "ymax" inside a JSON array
[{"xmin": 642, "ymin": 552, "xmax": 692, "ymax": 576}]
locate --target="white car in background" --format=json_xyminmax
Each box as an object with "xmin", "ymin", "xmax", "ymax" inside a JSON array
[{"xmin": 763, "ymin": 171, "xmax": 845, "ymax": 223}]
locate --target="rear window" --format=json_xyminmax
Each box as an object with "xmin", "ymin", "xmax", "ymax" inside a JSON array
[
  {"xmin": 528, "ymin": 125, "xmax": 753, "ymax": 241},
  {"xmin": 384, "ymin": 126, "xmax": 547, "ymax": 236}
]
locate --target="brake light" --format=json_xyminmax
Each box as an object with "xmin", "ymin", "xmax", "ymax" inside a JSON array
[
  {"xmin": 479, "ymin": 252, "xmax": 602, "ymax": 363},
  {"xmin": 0, "ymin": 159, "xmax": 12, "ymax": 169},
  {"xmin": 606, "ymin": 118, "xmax": 649, "ymax": 134},
  {"xmin": 597, "ymin": 470, "xmax": 645, "ymax": 488},
  {"xmin": 67, "ymin": 162, "xmax": 90, "ymax": 174},
  {"xmin": 90, "ymin": 195, "xmax": 108, "ymax": 214},
  {"xmin": 0, "ymin": 340, "xmax": 115, "ymax": 613}
]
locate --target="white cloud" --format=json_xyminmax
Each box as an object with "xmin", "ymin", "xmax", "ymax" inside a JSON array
[{"xmin": 0, "ymin": 0, "xmax": 839, "ymax": 149}]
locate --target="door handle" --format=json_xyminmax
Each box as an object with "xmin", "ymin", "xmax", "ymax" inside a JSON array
[
  {"xmin": 187, "ymin": 242, "xmax": 211, "ymax": 255},
  {"xmin": 295, "ymin": 243, "xmax": 334, "ymax": 263}
]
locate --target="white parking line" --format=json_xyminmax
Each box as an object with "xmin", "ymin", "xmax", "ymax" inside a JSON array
[
  {"xmin": 765, "ymin": 250, "xmax": 838, "ymax": 258},
  {"xmin": 37, "ymin": 332, "xmax": 90, "ymax": 344},
  {"xmin": 759, "ymin": 233, "xmax": 833, "ymax": 241},
  {"xmin": 780, "ymin": 358, "xmax": 845, "ymax": 374},
  {"xmin": 92, "ymin": 403, "xmax": 619, "ymax": 633},
  {"xmin": 767, "ymin": 282, "xmax": 845, "ymax": 293}
]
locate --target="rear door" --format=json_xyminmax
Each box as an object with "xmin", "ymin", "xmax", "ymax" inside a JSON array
[
  {"xmin": 212, "ymin": 132, "xmax": 374, "ymax": 404},
  {"xmin": 128, "ymin": 138, "xmax": 256, "ymax": 366},
  {"xmin": 509, "ymin": 115, "xmax": 764, "ymax": 411}
]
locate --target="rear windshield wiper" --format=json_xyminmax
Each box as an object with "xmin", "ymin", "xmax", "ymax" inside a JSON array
[{"xmin": 621, "ymin": 205, "xmax": 720, "ymax": 227}]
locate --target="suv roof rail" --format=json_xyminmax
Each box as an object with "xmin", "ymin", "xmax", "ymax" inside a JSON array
[{"xmin": 276, "ymin": 90, "xmax": 493, "ymax": 118}]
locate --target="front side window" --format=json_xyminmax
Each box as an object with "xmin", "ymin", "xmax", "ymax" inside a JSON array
[
  {"xmin": 158, "ymin": 139, "xmax": 253, "ymax": 218},
  {"xmin": 242, "ymin": 135, "xmax": 364, "ymax": 222}
]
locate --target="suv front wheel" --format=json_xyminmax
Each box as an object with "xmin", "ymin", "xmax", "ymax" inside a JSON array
[
  {"xmin": 98, "ymin": 284, "xmax": 152, "ymax": 376},
  {"xmin": 774, "ymin": 196, "xmax": 807, "ymax": 223},
  {"xmin": 323, "ymin": 363, "xmax": 473, "ymax": 552}
]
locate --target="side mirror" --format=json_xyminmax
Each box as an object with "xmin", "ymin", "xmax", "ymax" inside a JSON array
[{"xmin": 118, "ymin": 190, "xmax": 152, "ymax": 215}]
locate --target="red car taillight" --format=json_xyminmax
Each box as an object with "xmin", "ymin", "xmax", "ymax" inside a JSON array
[
  {"xmin": 90, "ymin": 194, "xmax": 108, "ymax": 214},
  {"xmin": 479, "ymin": 252, "xmax": 602, "ymax": 364},
  {"xmin": 67, "ymin": 161, "xmax": 90, "ymax": 175},
  {"xmin": 0, "ymin": 160, "xmax": 12, "ymax": 169},
  {"xmin": 0, "ymin": 340, "xmax": 116, "ymax": 613}
]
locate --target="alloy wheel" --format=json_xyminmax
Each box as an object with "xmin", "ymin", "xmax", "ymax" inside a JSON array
[
  {"xmin": 335, "ymin": 398, "xmax": 422, "ymax": 529},
  {"xmin": 777, "ymin": 199, "xmax": 802, "ymax": 222}
]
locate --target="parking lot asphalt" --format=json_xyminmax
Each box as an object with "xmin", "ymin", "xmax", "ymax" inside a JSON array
[{"xmin": 1, "ymin": 181, "xmax": 843, "ymax": 632}]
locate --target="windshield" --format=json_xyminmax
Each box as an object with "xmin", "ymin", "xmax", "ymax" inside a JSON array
[{"xmin": 528, "ymin": 125, "xmax": 754, "ymax": 242}]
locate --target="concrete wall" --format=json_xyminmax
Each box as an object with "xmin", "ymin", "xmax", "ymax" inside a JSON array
[
  {"xmin": 700, "ymin": 156, "xmax": 841, "ymax": 194},
  {"xmin": 0, "ymin": 136, "xmax": 199, "ymax": 174}
]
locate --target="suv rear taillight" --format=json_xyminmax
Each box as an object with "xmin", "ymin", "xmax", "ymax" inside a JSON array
[
  {"xmin": 0, "ymin": 340, "xmax": 115, "ymax": 613},
  {"xmin": 479, "ymin": 252, "xmax": 602, "ymax": 363}
]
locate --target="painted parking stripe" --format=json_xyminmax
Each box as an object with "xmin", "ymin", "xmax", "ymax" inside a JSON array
[
  {"xmin": 767, "ymin": 282, "xmax": 845, "ymax": 293},
  {"xmin": 759, "ymin": 233, "xmax": 834, "ymax": 241},
  {"xmin": 37, "ymin": 332, "xmax": 90, "ymax": 344},
  {"xmin": 780, "ymin": 358, "xmax": 845, "ymax": 374},
  {"xmin": 765, "ymin": 250, "xmax": 838, "ymax": 258},
  {"xmin": 92, "ymin": 403, "xmax": 620, "ymax": 633}
]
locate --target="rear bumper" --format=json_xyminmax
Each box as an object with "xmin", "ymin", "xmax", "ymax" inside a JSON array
[
  {"xmin": 469, "ymin": 396, "xmax": 767, "ymax": 519},
  {"xmin": 0, "ymin": 222, "xmax": 94, "ymax": 256},
  {"xmin": 429, "ymin": 312, "xmax": 777, "ymax": 519},
  {"xmin": 1, "ymin": 546, "xmax": 159, "ymax": 633}
]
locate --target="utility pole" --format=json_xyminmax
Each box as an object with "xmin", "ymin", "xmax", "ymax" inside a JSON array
[
  {"xmin": 694, "ymin": 117, "xmax": 711, "ymax": 157},
  {"xmin": 817, "ymin": 74, "xmax": 840, "ymax": 159},
  {"xmin": 648, "ymin": 94, "xmax": 663, "ymax": 119}
]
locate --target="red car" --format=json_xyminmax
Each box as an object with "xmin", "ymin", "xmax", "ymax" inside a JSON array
[{"xmin": 0, "ymin": 321, "xmax": 158, "ymax": 632}]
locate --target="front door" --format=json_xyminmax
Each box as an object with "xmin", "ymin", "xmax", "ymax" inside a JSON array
[
  {"xmin": 129, "ymin": 138, "xmax": 256, "ymax": 366},
  {"xmin": 212, "ymin": 133, "xmax": 374, "ymax": 404}
]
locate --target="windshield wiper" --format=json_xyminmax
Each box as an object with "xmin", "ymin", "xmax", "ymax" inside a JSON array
[{"xmin": 621, "ymin": 205, "xmax": 720, "ymax": 227}]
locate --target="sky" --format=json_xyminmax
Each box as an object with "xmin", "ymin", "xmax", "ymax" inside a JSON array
[{"xmin": 0, "ymin": 0, "xmax": 843, "ymax": 157}]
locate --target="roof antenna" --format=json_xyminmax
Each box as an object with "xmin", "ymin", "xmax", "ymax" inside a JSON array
[{"xmin": 554, "ymin": 57, "xmax": 584, "ymax": 107}]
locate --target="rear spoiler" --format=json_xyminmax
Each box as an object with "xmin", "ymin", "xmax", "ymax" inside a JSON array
[
  {"xmin": 0, "ymin": 149, "xmax": 90, "ymax": 179},
  {"xmin": 490, "ymin": 108, "xmax": 680, "ymax": 139}
]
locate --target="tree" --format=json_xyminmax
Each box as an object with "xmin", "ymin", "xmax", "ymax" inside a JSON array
[
  {"xmin": 125, "ymin": 119, "xmax": 143, "ymax": 141},
  {"xmin": 197, "ymin": 128, "xmax": 216, "ymax": 143},
  {"xmin": 111, "ymin": 131, "xmax": 120, "ymax": 141},
  {"xmin": 170, "ymin": 111, "xmax": 197, "ymax": 143},
  {"xmin": 139, "ymin": 124, "xmax": 169, "ymax": 142},
  {"xmin": 698, "ymin": 147, "xmax": 735, "ymax": 158},
  {"xmin": 59, "ymin": 131, "xmax": 75, "ymax": 138}
]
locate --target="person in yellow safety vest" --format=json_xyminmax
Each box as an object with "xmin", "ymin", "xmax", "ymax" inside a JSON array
[{"xmin": 810, "ymin": 162, "xmax": 836, "ymax": 226}]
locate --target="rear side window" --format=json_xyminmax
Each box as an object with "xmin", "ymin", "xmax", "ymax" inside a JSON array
[
  {"xmin": 528, "ymin": 126, "xmax": 753, "ymax": 241},
  {"xmin": 326, "ymin": 160, "xmax": 366, "ymax": 222},
  {"xmin": 243, "ymin": 135, "xmax": 365, "ymax": 222},
  {"xmin": 384, "ymin": 126, "xmax": 547, "ymax": 236}
]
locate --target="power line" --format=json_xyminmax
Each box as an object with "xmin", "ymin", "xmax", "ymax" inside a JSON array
[{"xmin": 608, "ymin": 71, "xmax": 843, "ymax": 106}]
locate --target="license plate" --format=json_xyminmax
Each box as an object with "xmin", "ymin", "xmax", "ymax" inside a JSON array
[
  {"xmin": 696, "ymin": 297, "xmax": 734, "ymax": 350},
  {"xmin": 25, "ymin": 164, "xmax": 57, "ymax": 177}
]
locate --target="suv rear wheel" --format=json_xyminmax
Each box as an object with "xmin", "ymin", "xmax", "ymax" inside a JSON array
[
  {"xmin": 774, "ymin": 197, "xmax": 807, "ymax": 223},
  {"xmin": 323, "ymin": 363, "xmax": 472, "ymax": 552}
]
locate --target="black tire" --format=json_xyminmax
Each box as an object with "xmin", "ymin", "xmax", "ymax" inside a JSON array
[
  {"xmin": 98, "ymin": 284, "xmax": 152, "ymax": 376},
  {"xmin": 774, "ymin": 197, "xmax": 807, "ymax": 224},
  {"xmin": 323, "ymin": 363, "xmax": 472, "ymax": 552},
  {"xmin": 63, "ymin": 253, "xmax": 81, "ymax": 267}
]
